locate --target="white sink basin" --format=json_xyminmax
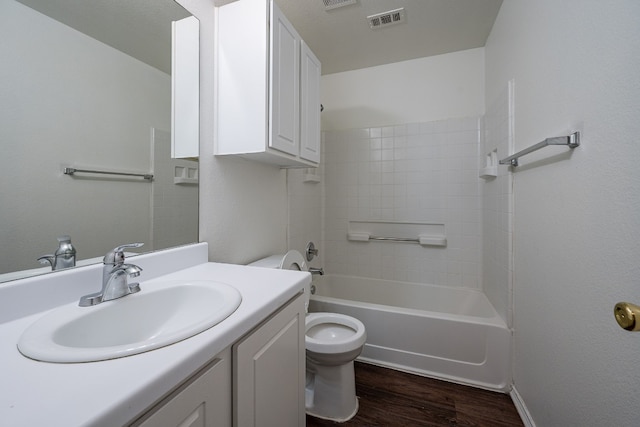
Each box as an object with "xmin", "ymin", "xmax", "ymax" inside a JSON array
[{"xmin": 17, "ymin": 280, "xmax": 242, "ymax": 363}]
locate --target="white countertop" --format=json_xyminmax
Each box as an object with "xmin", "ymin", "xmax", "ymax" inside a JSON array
[{"xmin": 0, "ymin": 251, "xmax": 309, "ymax": 426}]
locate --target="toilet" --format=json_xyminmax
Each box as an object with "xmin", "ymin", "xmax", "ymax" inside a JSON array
[{"xmin": 249, "ymin": 250, "xmax": 366, "ymax": 422}]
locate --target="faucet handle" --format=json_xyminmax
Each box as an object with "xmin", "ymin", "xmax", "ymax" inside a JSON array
[
  {"xmin": 37, "ymin": 254, "xmax": 54, "ymax": 267},
  {"xmin": 104, "ymin": 243, "xmax": 144, "ymax": 265}
]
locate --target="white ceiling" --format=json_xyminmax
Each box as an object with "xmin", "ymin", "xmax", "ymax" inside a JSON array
[
  {"xmin": 275, "ymin": 0, "xmax": 503, "ymax": 75},
  {"xmin": 17, "ymin": 0, "xmax": 502, "ymax": 76},
  {"xmin": 15, "ymin": 0, "xmax": 190, "ymax": 74}
]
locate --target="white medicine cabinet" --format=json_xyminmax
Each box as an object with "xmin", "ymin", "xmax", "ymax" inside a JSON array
[{"xmin": 215, "ymin": 0, "xmax": 321, "ymax": 168}]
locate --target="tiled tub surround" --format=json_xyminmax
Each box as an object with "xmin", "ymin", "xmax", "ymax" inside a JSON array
[{"xmin": 322, "ymin": 117, "xmax": 482, "ymax": 288}]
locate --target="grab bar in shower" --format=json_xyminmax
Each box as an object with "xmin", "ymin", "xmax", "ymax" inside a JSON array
[
  {"xmin": 499, "ymin": 131, "xmax": 580, "ymax": 167},
  {"xmin": 63, "ymin": 167, "xmax": 154, "ymax": 181},
  {"xmin": 347, "ymin": 233, "xmax": 447, "ymax": 247},
  {"xmin": 372, "ymin": 236, "xmax": 419, "ymax": 243}
]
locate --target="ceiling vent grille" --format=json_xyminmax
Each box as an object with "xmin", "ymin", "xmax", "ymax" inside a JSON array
[
  {"xmin": 367, "ymin": 8, "xmax": 406, "ymax": 29},
  {"xmin": 322, "ymin": 0, "xmax": 357, "ymax": 10}
]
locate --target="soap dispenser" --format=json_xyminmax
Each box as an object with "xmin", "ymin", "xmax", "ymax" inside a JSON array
[{"xmin": 37, "ymin": 235, "xmax": 77, "ymax": 271}]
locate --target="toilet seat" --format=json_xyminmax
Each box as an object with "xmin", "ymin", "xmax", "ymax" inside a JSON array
[
  {"xmin": 248, "ymin": 250, "xmax": 366, "ymax": 422},
  {"xmin": 305, "ymin": 312, "xmax": 366, "ymax": 355}
]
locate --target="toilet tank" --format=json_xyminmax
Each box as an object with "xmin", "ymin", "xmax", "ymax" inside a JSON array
[{"xmin": 248, "ymin": 251, "xmax": 311, "ymax": 309}]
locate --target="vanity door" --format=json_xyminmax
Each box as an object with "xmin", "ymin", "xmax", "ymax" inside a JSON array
[
  {"xmin": 233, "ymin": 293, "xmax": 305, "ymax": 427},
  {"xmin": 131, "ymin": 350, "xmax": 231, "ymax": 427}
]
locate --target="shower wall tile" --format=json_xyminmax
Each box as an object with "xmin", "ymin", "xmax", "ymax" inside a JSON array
[{"xmin": 322, "ymin": 117, "xmax": 482, "ymax": 288}]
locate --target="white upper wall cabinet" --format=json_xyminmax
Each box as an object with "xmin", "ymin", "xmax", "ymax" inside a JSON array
[
  {"xmin": 269, "ymin": 4, "xmax": 300, "ymax": 157},
  {"xmin": 171, "ymin": 16, "xmax": 199, "ymax": 159},
  {"xmin": 216, "ymin": 0, "xmax": 320, "ymax": 168}
]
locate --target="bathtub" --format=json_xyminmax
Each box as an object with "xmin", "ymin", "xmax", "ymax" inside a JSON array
[{"xmin": 308, "ymin": 274, "xmax": 511, "ymax": 392}]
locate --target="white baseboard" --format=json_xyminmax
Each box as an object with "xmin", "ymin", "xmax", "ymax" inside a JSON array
[{"xmin": 510, "ymin": 386, "xmax": 536, "ymax": 427}]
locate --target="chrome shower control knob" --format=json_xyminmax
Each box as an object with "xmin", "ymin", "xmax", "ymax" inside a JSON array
[{"xmin": 306, "ymin": 242, "xmax": 319, "ymax": 261}]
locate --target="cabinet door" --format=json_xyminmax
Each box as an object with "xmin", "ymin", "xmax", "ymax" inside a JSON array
[
  {"xmin": 171, "ymin": 16, "xmax": 199, "ymax": 159},
  {"xmin": 269, "ymin": 2, "xmax": 300, "ymax": 156},
  {"xmin": 234, "ymin": 294, "xmax": 305, "ymax": 427},
  {"xmin": 300, "ymin": 41, "xmax": 321, "ymax": 164},
  {"xmin": 133, "ymin": 352, "xmax": 231, "ymax": 427}
]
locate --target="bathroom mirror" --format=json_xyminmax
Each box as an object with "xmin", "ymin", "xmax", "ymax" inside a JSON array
[{"xmin": 0, "ymin": 0, "xmax": 199, "ymax": 282}]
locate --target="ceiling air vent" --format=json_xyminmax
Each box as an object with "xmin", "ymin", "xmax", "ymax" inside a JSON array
[
  {"xmin": 367, "ymin": 8, "xmax": 406, "ymax": 29},
  {"xmin": 322, "ymin": 0, "xmax": 357, "ymax": 11}
]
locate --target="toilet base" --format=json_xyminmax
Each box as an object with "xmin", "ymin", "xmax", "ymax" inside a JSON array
[
  {"xmin": 306, "ymin": 398, "xmax": 359, "ymax": 423},
  {"xmin": 305, "ymin": 359, "xmax": 359, "ymax": 422}
]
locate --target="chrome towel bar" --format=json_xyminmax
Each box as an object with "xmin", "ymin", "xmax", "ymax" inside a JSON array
[
  {"xmin": 370, "ymin": 236, "xmax": 418, "ymax": 243},
  {"xmin": 63, "ymin": 167, "xmax": 153, "ymax": 181},
  {"xmin": 499, "ymin": 131, "xmax": 580, "ymax": 167},
  {"xmin": 347, "ymin": 232, "xmax": 447, "ymax": 246}
]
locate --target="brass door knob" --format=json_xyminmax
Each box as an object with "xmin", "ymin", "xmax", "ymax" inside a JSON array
[{"xmin": 614, "ymin": 302, "xmax": 640, "ymax": 331}]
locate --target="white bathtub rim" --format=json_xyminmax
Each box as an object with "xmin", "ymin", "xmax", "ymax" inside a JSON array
[
  {"xmin": 317, "ymin": 273, "xmax": 486, "ymax": 293},
  {"xmin": 314, "ymin": 274, "xmax": 504, "ymax": 322},
  {"xmin": 316, "ymin": 274, "xmax": 491, "ymax": 301},
  {"xmin": 310, "ymin": 294, "xmax": 507, "ymax": 328}
]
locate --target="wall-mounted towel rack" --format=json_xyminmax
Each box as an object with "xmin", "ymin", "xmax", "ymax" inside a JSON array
[
  {"xmin": 499, "ymin": 131, "xmax": 580, "ymax": 167},
  {"xmin": 63, "ymin": 167, "xmax": 153, "ymax": 181}
]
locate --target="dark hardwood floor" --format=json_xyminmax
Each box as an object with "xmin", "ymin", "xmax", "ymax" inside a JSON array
[{"xmin": 306, "ymin": 362, "xmax": 523, "ymax": 427}]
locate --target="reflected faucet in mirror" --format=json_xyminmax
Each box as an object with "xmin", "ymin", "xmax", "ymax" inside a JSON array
[
  {"xmin": 79, "ymin": 243, "xmax": 144, "ymax": 307},
  {"xmin": 37, "ymin": 235, "xmax": 77, "ymax": 271}
]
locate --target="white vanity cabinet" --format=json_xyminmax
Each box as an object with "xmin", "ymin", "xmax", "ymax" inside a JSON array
[
  {"xmin": 216, "ymin": 0, "xmax": 321, "ymax": 168},
  {"xmin": 129, "ymin": 294, "xmax": 305, "ymax": 427},
  {"xmin": 233, "ymin": 293, "xmax": 306, "ymax": 427},
  {"xmin": 130, "ymin": 349, "xmax": 232, "ymax": 427}
]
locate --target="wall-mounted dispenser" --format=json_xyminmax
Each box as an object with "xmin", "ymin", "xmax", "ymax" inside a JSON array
[{"xmin": 480, "ymin": 149, "xmax": 498, "ymax": 178}]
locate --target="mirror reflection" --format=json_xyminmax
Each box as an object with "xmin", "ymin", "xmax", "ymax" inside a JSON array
[{"xmin": 0, "ymin": 0, "xmax": 199, "ymax": 282}]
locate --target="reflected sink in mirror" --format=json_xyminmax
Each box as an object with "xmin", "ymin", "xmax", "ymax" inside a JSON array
[{"xmin": 17, "ymin": 280, "xmax": 241, "ymax": 363}]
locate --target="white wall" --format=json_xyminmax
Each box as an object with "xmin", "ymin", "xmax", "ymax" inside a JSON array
[
  {"xmin": 287, "ymin": 167, "xmax": 323, "ymax": 269},
  {"xmin": 0, "ymin": 0, "xmax": 168, "ymax": 273},
  {"xmin": 481, "ymin": 82, "xmax": 514, "ymax": 326},
  {"xmin": 151, "ymin": 129, "xmax": 198, "ymax": 251},
  {"xmin": 321, "ymin": 48, "xmax": 485, "ymax": 131},
  {"xmin": 183, "ymin": 0, "xmax": 288, "ymax": 265},
  {"xmin": 485, "ymin": 1, "xmax": 640, "ymax": 425}
]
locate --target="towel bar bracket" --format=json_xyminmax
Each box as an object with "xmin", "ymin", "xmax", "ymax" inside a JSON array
[{"xmin": 500, "ymin": 131, "xmax": 580, "ymax": 167}]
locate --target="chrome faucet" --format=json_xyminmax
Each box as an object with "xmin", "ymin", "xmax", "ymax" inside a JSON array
[
  {"xmin": 79, "ymin": 243, "xmax": 144, "ymax": 307},
  {"xmin": 37, "ymin": 235, "xmax": 76, "ymax": 271},
  {"xmin": 309, "ymin": 267, "xmax": 324, "ymax": 276}
]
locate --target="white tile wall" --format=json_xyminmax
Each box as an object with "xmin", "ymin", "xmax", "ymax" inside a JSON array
[{"xmin": 322, "ymin": 117, "xmax": 482, "ymax": 288}]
